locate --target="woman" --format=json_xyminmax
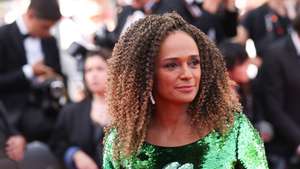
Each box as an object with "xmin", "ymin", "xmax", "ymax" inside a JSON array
[
  {"xmin": 219, "ymin": 41, "xmax": 273, "ymax": 143},
  {"xmin": 218, "ymin": 42, "xmax": 252, "ymax": 119},
  {"xmin": 103, "ymin": 13, "xmax": 268, "ymax": 169},
  {"xmin": 51, "ymin": 49, "xmax": 111, "ymax": 169}
]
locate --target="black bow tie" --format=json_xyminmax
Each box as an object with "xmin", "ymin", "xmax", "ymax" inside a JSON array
[{"xmin": 22, "ymin": 33, "xmax": 31, "ymax": 40}]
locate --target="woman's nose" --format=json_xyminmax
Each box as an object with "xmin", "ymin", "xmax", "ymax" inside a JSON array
[{"xmin": 179, "ymin": 64, "xmax": 193, "ymax": 80}]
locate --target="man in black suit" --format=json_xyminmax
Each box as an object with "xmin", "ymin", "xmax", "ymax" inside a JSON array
[
  {"xmin": 260, "ymin": 11, "xmax": 300, "ymax": 168},
  {"xmin": 0, "ymin": 0, "xmax": 62, "ymax": 161}
]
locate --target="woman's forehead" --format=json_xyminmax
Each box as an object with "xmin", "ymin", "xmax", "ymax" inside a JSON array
[{"xmin": 157, "ymin": 31, "xmax": 199, "ymax": 60}]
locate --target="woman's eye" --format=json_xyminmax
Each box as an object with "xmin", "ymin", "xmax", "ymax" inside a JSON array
[
  {"xmin": 189, "ymin": 59, "xmax": 200, "ymax": 67},
  {"xmin": 163, "ymin": 63, "xmax": 178, "ymax": 70}
]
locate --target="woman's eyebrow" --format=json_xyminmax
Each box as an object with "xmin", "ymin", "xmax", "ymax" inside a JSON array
[{"xmin": 161, "ymin": 54, "xmax": 200, "ymax": 61}]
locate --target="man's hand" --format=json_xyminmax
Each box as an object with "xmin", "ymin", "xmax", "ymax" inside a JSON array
[
  {"xmin": 202, "ymin": 0, "xmax": 223, "ymax": 14},
  {"xmin": 73, "ymin": 150, "xmax": 99, "ymax": 169},
  {"xmin": 5, "ymin": 135, "xmax": 26, "ymax": 161},
  {"xmin": 296, "ymin": 145, "xmax": 300, "ymax": 156},
  {"xmin": 32, "ymin": 61, "xmax": 55, "ymax": 77},
  {"xmin": 32, "ymin": 60, "xmax": 58, "ymax": 82},
  {"xmin": 223, "ymin": 0, "xmax": 236, "ymax": 11}
]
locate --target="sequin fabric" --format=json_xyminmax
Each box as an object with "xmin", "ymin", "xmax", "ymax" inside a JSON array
[{"xmin": 103, "ymin": 113, "xmax": 269, "ymax": 169}]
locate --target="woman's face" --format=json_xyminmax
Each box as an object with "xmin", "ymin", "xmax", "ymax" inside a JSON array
[
  {"xmin": 154, "ymin": 31, "xmax": 201, "ymax": 104},
  {"xmin": 229, "ymin": 60, "xmax": 250, "ymax": 85},
  {"xmin": 84, "ymin": 56, "xmax": 107, "ymax": 95}
]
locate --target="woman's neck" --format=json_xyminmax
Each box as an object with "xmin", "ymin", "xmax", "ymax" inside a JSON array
[
  {"xmin": 92, "ymin": 93, "xmax": 105, "ymax": 103},
  {"xmin": 152, "ymin": 99, "xmax": 190, "ymax": 129},
  {"xmin": 146, "ymin": 99, "xmax": 203, "ymax": 147}
]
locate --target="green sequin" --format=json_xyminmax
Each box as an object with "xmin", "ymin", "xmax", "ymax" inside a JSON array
[{"xmin": 103, "ymin": 113, "xmax": 269, "ymax": 169}]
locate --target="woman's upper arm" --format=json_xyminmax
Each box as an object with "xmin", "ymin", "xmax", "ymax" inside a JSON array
[{"xmin": 236, "ymin": 113, "xmax": 269, "ymax": 169}]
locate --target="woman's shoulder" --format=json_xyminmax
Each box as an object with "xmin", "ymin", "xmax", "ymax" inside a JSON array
[
  {"xmin": 232, "ymin": 112, "xmax": 263, "ymax": 146},
  {"xmin": 104, "ymin": 128, "xmax": 117, "ymax": 149},
  {"xmin": 233, "ymin": 112, "xmax": 251, "ymax": 128},
  {"xmin": 54, "ymin": 99, "xmax": 91, "ymax": 125},
  {"xmin": 105, "ymin": 128, "xmax": 117, "ymax": 139},
  {"xmin": 226, "ymin": 112, "xmax": 256, "ymax": 136},
  {"xmin": 232, "ymin": 114, "xmax": 268, "ymax": 168},
  {"xmin": 61, "ymin": 98, "xmax": 91, "ymax": 114},
  {"xmin": 103, "ymin": 128, "xmax": 119, "ymax": 168}
]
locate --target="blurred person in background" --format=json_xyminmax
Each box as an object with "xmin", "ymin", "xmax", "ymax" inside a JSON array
[
  {"xmin": 235, "ymin": 0, "xmax": 295, "ymax": 57},
  {"xmin": 51, "ymin": 49, "xmax": 111, "ymax": 169},
  {"xmin": 219, "ymin": 42, "xmax": 253, "ymax": 120},
  {"xmin": 94, "ymin": 0, "xmax": 200, "ymax": 49},
  {"xmin": 219, "ymin": 41, "xmax": 273, "ymax": 144},
  {"xmin": 0, "ymin": 101, "xmax": 26, "ymax": 162},
  {"xmin": 0, "ymin": 0, "xmax": 63, "ymax": 161},
  {"xmin": 0, "ymin": 102, "xmax": 10, "ymax": 159},
  {"xmin": 259, "ymin": 11, "xmax": 300, "ymax": 169},
  {"xmin": 193, "ymin": 0, "xmax": 238, "ymax": 44}
]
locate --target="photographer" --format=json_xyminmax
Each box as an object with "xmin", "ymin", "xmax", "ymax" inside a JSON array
[{"xmin": 0, "ymin": 0, "xmax": 64, "ymax": 144}]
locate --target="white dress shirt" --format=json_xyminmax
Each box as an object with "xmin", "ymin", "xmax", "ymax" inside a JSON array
[
  {"xmin": 16, "ymin": 17, "xmax": 44, "ymax": 79},
  {"xmin": 290, "ymin": 30, "xmax": 300, "ymax": 56}
]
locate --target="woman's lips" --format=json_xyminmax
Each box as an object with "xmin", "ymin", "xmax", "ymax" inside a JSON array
[{"xmin": 175, "ymin": 85, "xmax": 195, "ymax": 92}]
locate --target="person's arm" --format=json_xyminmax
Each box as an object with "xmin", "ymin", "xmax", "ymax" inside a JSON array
[
  {"xmin": 232, "ymin": 10, "xmax": 253, "ymax": 45},
  {"xmin": 261, "ymin": 50, "xmax": 300, "ymax": 146},
  {"xmin": 0, "ymin": 37, "xmax": 57, "ymax": 93},
  {"xmin": 0, "ymin": 36, "xmax": 31, "ymax": 92},
  {"xmin": 50, "ymin": 103, "xmax": 99, "ymax": 169},
  {"xmin": 73, "ymin": 150, "xmax": 99, "ymax": 169},
  {"xmin": 64, "ymin": 146, "xmax": 99, "ymax": 169},
  {"xmin": 0, "ymin": 101, "xmax": 19, "ymax": 135},
  {"xmin": 63, "ymin": 146, "xmax": 80, "ymax": 169},
  {"xmin": 49, "ymin": 105, "xmax": 72, "ymax": 161},
  {"xmin": 0, "ymin": 68, "xmax": 30, "ymax": 92},
  {"xmin": 0, "ymin": 101, "xmax": 26, "ymax": 161},
  {"xmin": 5, "ymin": 135, "xmax": 26, "ymax": 161},
  {"xmin": 236, "ymin": 113, "xmax": 268, "ymax": 169},
  {"xmin": 42, "ymin": 37, "xmax": 63, "ymax": 75}
]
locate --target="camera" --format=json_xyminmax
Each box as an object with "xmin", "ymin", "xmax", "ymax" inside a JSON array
[
  {"xmin": 30, "ymin": 76, "xmax": 66, "ymax": 114},
  {"xmin": 94, "ymin": 25, "xmax": 115, "ymax": 49},
  {"xmin": 67, "ymin": 42, "xmax": 88, "ymax": 72}
]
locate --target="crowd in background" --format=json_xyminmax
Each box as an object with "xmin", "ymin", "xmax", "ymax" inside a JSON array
[{"xmin": 1, "ymin": 0, "xmax": 300, "ymax": 169}]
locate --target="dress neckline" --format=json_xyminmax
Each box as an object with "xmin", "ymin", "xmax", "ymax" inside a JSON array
[{"xmin": 144, "ymin": 130, "xmax": 216, "ymax": 149}]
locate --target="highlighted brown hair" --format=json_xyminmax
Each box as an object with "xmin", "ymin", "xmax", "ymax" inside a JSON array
[{"xmin": 106, "ymin": 12, "xmax": 241, "ymax": 159}]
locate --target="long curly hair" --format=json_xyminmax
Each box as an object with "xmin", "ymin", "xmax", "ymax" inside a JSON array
[{"xmin": 106, "ymin": 12, "xmax": 241, "ymax": 160}]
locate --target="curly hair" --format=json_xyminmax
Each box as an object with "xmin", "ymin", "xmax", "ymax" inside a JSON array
[{"xmin": 106, "ymin": 12, "xmax": 241, "ymax": 160}]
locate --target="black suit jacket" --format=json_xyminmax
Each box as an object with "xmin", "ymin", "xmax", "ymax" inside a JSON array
[
  {"xmin": 0, "ymin": 21, "xmax": 62, "ymax": 129},
  {"xmin": 261, "ymin": 35, "xmax": 300, "ymax": 154},
  {"xmin": 50, "ymin": 98, "xmax": 103, "ymax": 167}
]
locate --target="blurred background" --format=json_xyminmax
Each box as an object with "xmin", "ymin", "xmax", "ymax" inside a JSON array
[
  {"xmin": 1, "ymin": 0, "xmax": 300, "ymax": 169},
  {"xmin": 0, "ymin": 0, "xmax": 266, "ymax": 101}
]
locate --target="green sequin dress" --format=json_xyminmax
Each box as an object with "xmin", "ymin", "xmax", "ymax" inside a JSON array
[{"xmin": 103, "ymin": 113, "xmax": 269, "ymax": 169}]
